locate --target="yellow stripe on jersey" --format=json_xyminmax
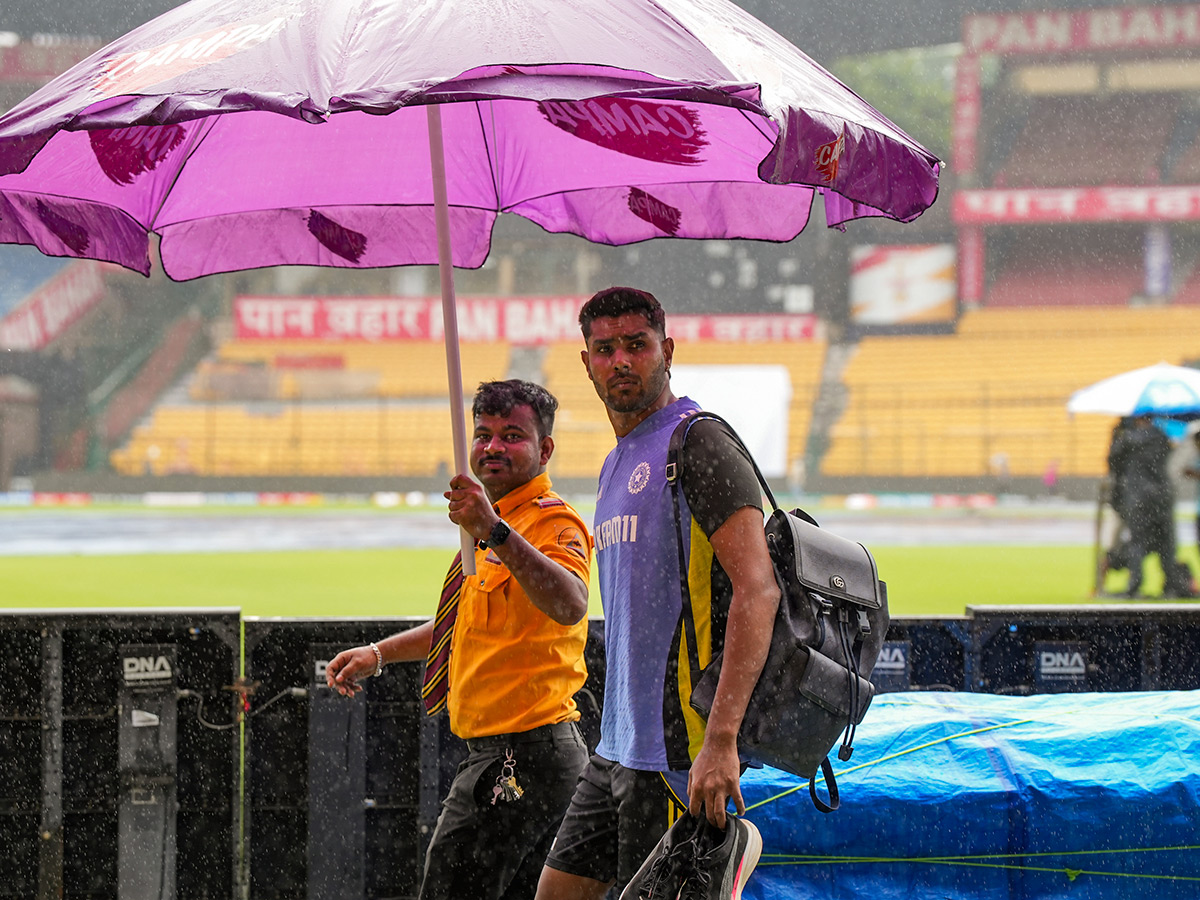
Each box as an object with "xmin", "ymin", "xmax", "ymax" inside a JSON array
[{"xmin": 677, "ymin": 518, "xmax": 715, "ymax": 763}]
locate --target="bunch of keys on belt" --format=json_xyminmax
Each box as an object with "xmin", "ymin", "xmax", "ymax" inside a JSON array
[{"xmin": 491, "ymin": 748, "xmax": 524, "ymax": 805}]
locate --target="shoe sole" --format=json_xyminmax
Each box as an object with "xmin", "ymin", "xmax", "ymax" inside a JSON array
[{"xmin": 730, "ymin": 820, "xmax": 762, "ymax": 900}]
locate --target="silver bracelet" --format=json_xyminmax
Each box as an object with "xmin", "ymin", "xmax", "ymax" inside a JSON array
[{"xmin": 369, "ymin": 642, "xmax": 384, "ymax": 677}]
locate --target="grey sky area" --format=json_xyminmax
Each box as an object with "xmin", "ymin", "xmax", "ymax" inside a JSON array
[{"xmin": 1, "ymin": 0, "xmax": 1140, "ymax": 59}]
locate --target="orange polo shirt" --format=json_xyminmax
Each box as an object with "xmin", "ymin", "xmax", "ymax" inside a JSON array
[{"xmin": 447, "ymin": 472, "xmax": 592, "ymax": 740}]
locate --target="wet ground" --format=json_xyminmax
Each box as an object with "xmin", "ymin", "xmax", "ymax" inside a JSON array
[{"xmin": 0, "ymin": 501, "xmax": 1118, "ymax": 556}]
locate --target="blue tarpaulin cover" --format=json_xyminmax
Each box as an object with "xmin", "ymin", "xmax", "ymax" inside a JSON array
[{"xmin": 741, "ymin": 691, "xmax": 1200, "ymax": 899}]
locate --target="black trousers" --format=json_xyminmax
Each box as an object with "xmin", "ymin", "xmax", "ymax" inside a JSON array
[
  {"xmin": 1121, "ymin": 495, "xmax": 1178, "ymax": 595},
  {"xmin": 419, "ymin": 722, "xmax": 588, "ymax": 900}
]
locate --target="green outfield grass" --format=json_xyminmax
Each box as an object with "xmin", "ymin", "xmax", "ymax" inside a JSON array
[{"xmin": 4, "ymin": 543, "xmax": 1194, "ymax": 617}]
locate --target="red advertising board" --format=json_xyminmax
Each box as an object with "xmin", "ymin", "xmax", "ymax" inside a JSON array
[
  {"xmin": 954, "ymin": 186, "xmax": 1200, "ymax": 224},
  {"xmin": 233, "ymin": 296, "xmax": 818, "ymax": 343},
  {"xmin": 0, "ymin": 261, "xmax": 107, "ymax": 350},
  {"xmin": 951, "ymin": 56, "xmax": 981, "ymax": 175}
]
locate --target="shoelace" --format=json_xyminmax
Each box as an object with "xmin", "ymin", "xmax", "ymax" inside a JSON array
[
  {"xmin": 676, "ymin": 821, "xmax": 726, "ymax": 900},
  {"xmin": 644, "ymin": 816, "xmax": 715, "ymax": 900},
  {"xmin": 677, "ymin": 865, "xmax": 712, "ymax": 900},
  {"xmin": 640, "ymin": 831, "xmax": 702, "ymax": 900},
  {"xmin": 638, "ymin": 849, "xmax": 683, "ymax": 900}
]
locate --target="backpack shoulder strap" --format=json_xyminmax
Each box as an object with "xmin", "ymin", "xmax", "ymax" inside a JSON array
[
  {"xmin": 666, "ymin": 411, "xmax": 779, "ymax": 512},
  {"xmin": 666, "ymin": 410, "xmax": 781, "ymax": 694}
]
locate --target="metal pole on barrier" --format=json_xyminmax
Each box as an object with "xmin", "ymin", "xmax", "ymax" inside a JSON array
[{"xmin": 37, "ymin": 626, "xmax": 64, "ymax": 900}]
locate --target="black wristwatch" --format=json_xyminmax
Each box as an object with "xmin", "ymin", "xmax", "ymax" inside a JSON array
[{"xmin": 481, "ymin": 519, "xmax": 511, "ymax": 549}]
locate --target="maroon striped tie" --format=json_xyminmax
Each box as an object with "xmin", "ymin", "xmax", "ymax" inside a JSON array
[{"xmin": 421, "ymin": 551, "xmax": 463, "ymax": 715}]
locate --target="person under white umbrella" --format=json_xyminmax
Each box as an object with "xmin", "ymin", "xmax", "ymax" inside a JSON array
[{"xmin": 1104, "ymin": 414, "xmax": 1196, "ymax": 599}]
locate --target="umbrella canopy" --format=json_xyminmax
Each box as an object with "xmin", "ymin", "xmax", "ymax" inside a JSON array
[
  {"xmin": 1067, "ymin": 362, "xmax": 1200, "ymax": 420},
  {"xmin": 0, "ymin": 0, "xmax": 940, "ymax": 569},
  {"xmin": 0, "ymin": 0, "xmax": 940, "ymax": 279}
]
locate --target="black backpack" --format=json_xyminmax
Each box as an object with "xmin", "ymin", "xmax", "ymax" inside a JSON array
[{"xmin": 667, "ymin": 412, "xmax": 889, "ymax": 812}]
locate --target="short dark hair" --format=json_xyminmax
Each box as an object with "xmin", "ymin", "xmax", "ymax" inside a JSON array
[
  {"xmin": 578, "ymin": 287, "xmax": 666, "ymax": 340},
  {"xmin": 473, "ymin": 379, "xmax": 558, "ymax": 440}
]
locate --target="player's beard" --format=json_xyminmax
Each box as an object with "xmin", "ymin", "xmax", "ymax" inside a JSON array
[{"xmin": 602, "ymin": 357, "xmax": 669, "ymax": 414}]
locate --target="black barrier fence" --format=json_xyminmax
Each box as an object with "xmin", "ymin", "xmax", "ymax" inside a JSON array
[
  {"xmin": 4, "ymin": 605, "xmax": 1199, "ymax": 899},
  {"xmin": 871, "ymin": 617, "xmax": 973, "ymax": 693},
  {"xmin": 970, "ymin": 604, "xmax": 1200, "ymax": 695},
  {"xmin": 243, "ymin": 618, "xmax": 432, "ymax": 900},
  {"xmin": 242, "ymin": 617, "xmax": 606, "ymax": 900},
  {"xmin": 1, "ymin": 609, "xmax": 240, "ymax": 900}
]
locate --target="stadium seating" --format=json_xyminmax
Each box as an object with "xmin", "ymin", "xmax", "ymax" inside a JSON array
[
  {"xmin": 671, "ymin": 339, "xmax": 826, "ymax": 474},
  {"xmin": 822, "ymin": 306, "xmax": 1200, "ymax": 479},
  {"xmin": 111, "ymin": 403, "xmax": 462, "ymax": 477},
  {"xmin": 995, "ymin": 95, "xmax": 1176, "ymax": 188},
  {"xmin": 538, "ymin": 339, "xmax": 826, "ymax": 479},
  {"xmin": 201, "ymin": 338, "xmax": 510, "ymax": 399},
  {"xmin": 118, "ymin": 334, "xmax": 827, "ymax": 479},
  {"xmin": 112, "ymin": 332, "xmax": 511, "ymax": 477},
  {"xmin": 540, "ymin": 342, "xmax": 617, "ymax": 480},
  {"xmin": 984, "ymin": 231, "xmax": 1143, "ymax": 308}
]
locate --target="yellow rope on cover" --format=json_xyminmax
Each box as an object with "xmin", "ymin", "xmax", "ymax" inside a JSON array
[
  {"xmin": 741, "ymin": 711, "xmax": 1200, "ymax": 884},
  {"xmin": 757, "ymin": 846, "xmax": 1200, "ymax": 883},
  {"xmin": 744, "ymin": 718, "xmax": 1034, "ymax": 813}
]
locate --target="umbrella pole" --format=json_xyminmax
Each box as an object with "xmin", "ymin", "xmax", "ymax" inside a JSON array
[{"xmin": 427, "ymin": 104, "xmax": 477, "ymax": 575}]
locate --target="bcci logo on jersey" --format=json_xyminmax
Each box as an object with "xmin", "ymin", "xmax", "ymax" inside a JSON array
[{"xmin": 628, "ymin": 462, "xmax": 651, "ymax": 494}]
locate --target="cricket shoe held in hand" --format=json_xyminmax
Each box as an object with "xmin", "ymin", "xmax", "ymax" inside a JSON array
[
  {"xmin": 620, "ymin": 813, "xmax": 704, "ymax": 900},
  {"xmin": 678, "ymin": 815, "xmax": 762, "ymax": 900}
]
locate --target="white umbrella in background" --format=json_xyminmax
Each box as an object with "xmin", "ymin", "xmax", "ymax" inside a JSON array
[{"xmin": 1067, "ymin": 362, "xmax": 1200, "ymax": 420}]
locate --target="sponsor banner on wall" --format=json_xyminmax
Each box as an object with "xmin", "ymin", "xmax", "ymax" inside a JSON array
[
  {"xmin": 964, "ymin": 4, "xmax": 1200, "ymax": 56},
  {"xmin": 954, "ymin": 186, "xmax": 1200, "ymax": 224},
  {"xmin": 850, "ymin": 245, "xmax": 957, "ymax": 328},
  {"xmin": 0, "ymin": 260, "xmax": 107, "ymax": 350},
  {"xmin": 952, "ymin": 55, "xmax": 981, "ymax": 175},
  {"xmin": 233, "ymin": 295, "xmax": 818, "ymax": 343},
  {"xmin": 957, "ymin": 227, "xmax": 985, "ymax": 307}
]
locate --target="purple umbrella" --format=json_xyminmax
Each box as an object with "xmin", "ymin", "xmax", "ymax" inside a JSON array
[{"xmin": 0, "ymin": 0, "xmax": 940, "ymax": 566}]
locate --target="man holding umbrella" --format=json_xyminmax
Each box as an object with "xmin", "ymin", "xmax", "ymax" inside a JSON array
[{"xmin": 326, "ymin": 379, "xmax": 593, "ymax": 900}]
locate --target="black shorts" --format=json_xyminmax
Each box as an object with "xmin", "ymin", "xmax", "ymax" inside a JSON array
[{"xmin": 543, "ymin": 755, "xmax": 688, "ymax": 891}]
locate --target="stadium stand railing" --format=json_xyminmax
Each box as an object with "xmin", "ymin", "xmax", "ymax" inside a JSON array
[
  {"xmin": 111, "ymin": 334, "xmax": 511, "ymax": 477},
  {"xmin": 114, "ymin": 332, "xmax": 828, "ymax": 481}
]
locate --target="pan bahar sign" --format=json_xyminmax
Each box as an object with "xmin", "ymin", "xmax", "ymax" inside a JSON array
[
  {"xmin": 965, "ymin": 4, "xmax": 1200, "ymax": 55},
  {"xmin": 233, "ymin": 296, "xmax": 819, "ymax": 343}
]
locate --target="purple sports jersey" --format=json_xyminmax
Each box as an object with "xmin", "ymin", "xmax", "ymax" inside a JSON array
[{"xmin": 594, "ymin": 397, "xmax": 705, "ymax": 771}]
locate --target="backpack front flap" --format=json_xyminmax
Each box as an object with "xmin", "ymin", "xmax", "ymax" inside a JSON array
[{"xmin": 770, "ymin": 509, "xmax": 882, "ymax": 610}]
